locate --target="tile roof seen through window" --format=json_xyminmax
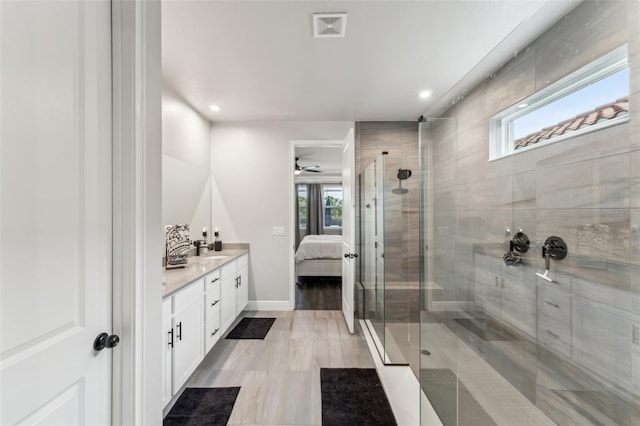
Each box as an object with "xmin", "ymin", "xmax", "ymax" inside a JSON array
[{"xmin": 514, "ymin": 96, "xmax": 629, "ymax": 150}]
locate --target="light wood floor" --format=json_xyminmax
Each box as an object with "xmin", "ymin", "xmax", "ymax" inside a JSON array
[{"xmin": 184, "ymin": 310, "xmax": 376, "ymax": 425}]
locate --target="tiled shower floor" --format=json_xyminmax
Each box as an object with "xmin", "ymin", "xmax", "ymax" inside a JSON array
[{"xmin": 380, "ymin": 321, "xmax": 554, "ymax": 425}]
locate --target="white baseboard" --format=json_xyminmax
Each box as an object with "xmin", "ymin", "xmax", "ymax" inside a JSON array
[{"xmin": 245, "ymin": 300, "xmax": 291, "ymax": 311}]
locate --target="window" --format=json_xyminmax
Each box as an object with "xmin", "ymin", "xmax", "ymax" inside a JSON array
[
  {"xmin": 322, "ymin": 184, "xmax": 342, "ymax": 228},
  {"xmin": 297, "ymin": 186, "xmax": 307, "ymax": 229},
  {"xmin": 297, "ymin": 184, "xmax": 342, "ymax": 230},
  {"xmin": 489, "ymin": 45, "xmax": 629, "ymax": 160}
]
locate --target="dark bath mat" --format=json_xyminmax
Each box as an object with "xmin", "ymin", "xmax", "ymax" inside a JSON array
[
  {"xmin": 321, "ymin": 368, "xmax": 396, "ymax": 426},
  {"xmin": 163, "ymin": 387, "xmax": 240, "ymax": 426},
  {"xmin": 226, "ymin": 317, "xmax": 276, "ymax": 339}
]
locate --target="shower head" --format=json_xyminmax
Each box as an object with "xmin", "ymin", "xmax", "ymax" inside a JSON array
[
  {"xmin": 392, "ymin": 169, "xmax": 412, "ymax": 194},
  {"xmin": 397, "ymin": 169, "xmax": 412, "ymax": 180}
]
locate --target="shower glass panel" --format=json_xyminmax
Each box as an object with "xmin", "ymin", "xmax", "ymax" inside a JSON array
[
  {"xmin": 419, "ymin": 118, "xmax": 460, "ymax": 425},
  {"xmin": 361, "ymin": 152, "xmax": 413, "ymax": 365},
  {"xmin": 362, "ymin": 156, "xmax": 385, "ymax": 359}
]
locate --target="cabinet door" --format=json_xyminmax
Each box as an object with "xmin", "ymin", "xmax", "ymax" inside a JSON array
[
  {"xmin": 162, "ymin": 299, "xmax": 173, "ymax": 406},
  {"xmin": 173, "ymin": 296, "xmax": 204, "ymax": 392},
  {"xmin": 236, "ymin": 255, "xmax": 249, "ymax": 314},
  {"xmin": 220, "ymin": 261, "xmax": 238, "ymax": 332}
]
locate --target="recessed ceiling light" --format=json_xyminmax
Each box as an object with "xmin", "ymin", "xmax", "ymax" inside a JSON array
[
  {"xmin": 419, "ymin": 90, "xmax": 432, "ymax": 99},
  {"xmin": 208, "ymin": 104, "xmax": 221, "ymax": 112},
  {"xmin": 518, "ymin": 103, "xmax": 528, "ymax": 108}
]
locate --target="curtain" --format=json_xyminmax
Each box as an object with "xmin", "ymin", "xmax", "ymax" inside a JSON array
[
  {"xmin": 307, "ymin": 183, "xmax": 324, "ymax": 236},
  {"xmin": 295, "ymin": 184, "xmax": 302, "ymax": 249}
]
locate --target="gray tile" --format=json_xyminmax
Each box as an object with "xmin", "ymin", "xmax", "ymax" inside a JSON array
[
  {"xmin": 485, "ymin": 46, "xmax": 536, "ymax": 117},
  {"xmin": 536, "ymin": 160, "xmax": 596, "ymax": 209},
  {"xmin": 534, "ymin": 0, "xmax": 628, "ymax": 91}
]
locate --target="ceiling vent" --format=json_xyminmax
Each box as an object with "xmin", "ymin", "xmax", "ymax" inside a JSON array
[{"xmin": 313, "ymin": 13, "xmax": 347, "ymax": 38}]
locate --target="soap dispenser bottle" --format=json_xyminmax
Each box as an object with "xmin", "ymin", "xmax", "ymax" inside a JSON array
[
  {"xmin": 214, "ymin": 231, "xmax": 222, "ymax": 251},
  {"xmin": 201, "ymin": 228, "xmax": 209, "ymax": 253}
]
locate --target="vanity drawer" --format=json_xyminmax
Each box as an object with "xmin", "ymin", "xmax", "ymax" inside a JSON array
[
  {"xmin": 205, "ymin": 269, "xmax": 221, "ymax": 286},
  {"xmin": 174, "ymin": 278, "xmax": 204, "ymax": 312},
  {"xmin": 206, "ymin": 282, "xmax": 221, "ymax": 318},
  {"xmin": 205, "ymin": 306, "xmax": 221, "ymax": 352},
  {"xmin": 539, "ymin": 315, "xmax": 571, "ymax": 358},
  {"xmin": 539, "ymin": 285, "xmax": 571, "ymax": 324}
]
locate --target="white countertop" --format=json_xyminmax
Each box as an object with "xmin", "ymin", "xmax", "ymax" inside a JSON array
[{"xmin": 162, "ymin": 249, "xmax": 248, "ymax": 298}]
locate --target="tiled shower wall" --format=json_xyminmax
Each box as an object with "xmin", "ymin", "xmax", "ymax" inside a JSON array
[{"xmin": 426, "ymin": 0, "xmax": 640, "ymax": 423}]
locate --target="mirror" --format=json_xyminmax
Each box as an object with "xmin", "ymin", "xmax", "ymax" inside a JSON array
[
  {"xmin": 162, "ymin": 89, "xmax": 212, "ymax": 248},
  {"xmin": 162, "ymin": 155, "xmax": 212, "ymax": 244}
]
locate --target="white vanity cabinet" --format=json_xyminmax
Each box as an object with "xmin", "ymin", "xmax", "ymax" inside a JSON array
[
  {"xmin": 162, "ymin": 251, "xmax": 249, "ymax": 410},
  {"xmin": 221, "ymin": 254, "xmax": 250, "ymax": 332}
]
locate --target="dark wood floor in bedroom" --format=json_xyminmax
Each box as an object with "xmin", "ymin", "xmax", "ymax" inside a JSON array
[{"xmin": 295, "ymin": 277, "xmax": 342, "ymax": 310}]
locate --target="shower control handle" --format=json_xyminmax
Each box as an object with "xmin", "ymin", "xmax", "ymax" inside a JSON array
[{"xmin": 344, "ymin": 253, "xmax": 359, "ymax": 258}]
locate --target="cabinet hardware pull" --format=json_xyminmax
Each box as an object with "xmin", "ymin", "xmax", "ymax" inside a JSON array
[
  {"xmin": 211, "ymin": 300, "xmax": 219, "ymax": 307},
  {"xmin": 239, "ymin": 276, "xmax": 242, "ymax": 286},
  {"xmin": 545, "ymin": 329, "xmax": 559, "ymax": 339},
  {"xmin": 177, "ymin": 321, "xmax": 182, "ymax": 341},
  {"xmin": 168, "ymin": 329, "xmax": 174, "ymax": 348},
  {"xmin": 211, "ymin": 328, "xmax": 219, "ymax": 337},
  {"xmin": 211, "ymin": 277, "xmax": 220, "ymax": 283},
  {"xmin": 544, "ymin": 300, "xmax": 560, "ymax": 308}
]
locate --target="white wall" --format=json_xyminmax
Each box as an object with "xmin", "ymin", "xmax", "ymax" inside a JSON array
[
  {"xmin": 210, "ymin": 121, "xmax": 353, "ymax": 304},
  {"xmin": 162, "ymin": 88, "xmax": 212, "ymax": 243}
]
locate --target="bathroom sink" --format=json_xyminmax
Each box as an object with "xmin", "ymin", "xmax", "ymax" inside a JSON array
[{"xmin": 200, "ymin": 255, "xmax": 228, "ymax": 261}]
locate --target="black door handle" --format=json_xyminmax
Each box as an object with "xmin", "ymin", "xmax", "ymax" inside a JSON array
[
  {"xmin": 177, "ymin": 321, "xmax": 182, "ymax": 341},
  {"xmin": 94, "ymin": 332, "xmax": 120, "ymax": 351}
]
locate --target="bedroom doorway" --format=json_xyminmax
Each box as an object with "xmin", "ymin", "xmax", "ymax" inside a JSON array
[{"xmin": 289, "ymin": 141, "xmax": 345, "ymax": 311}]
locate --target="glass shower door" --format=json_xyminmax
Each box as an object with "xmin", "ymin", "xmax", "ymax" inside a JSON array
[
  {"xmin": 362, "ymin": 158, "xmax": 385, "ymax": 357},
  {"xmin": 419, "ymin": 118, "xmax": 460, "ymax": 425}
]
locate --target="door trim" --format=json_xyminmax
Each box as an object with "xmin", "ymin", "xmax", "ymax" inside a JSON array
[
  {"xmin": 111, "ymin": 1, "xmax": 163, "ymax": 424},
  {"xmin": 288, "ymin": 139, "xmax": 344, "ymax": 311}
]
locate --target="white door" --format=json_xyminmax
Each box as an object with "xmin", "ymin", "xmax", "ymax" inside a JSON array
[
  {"xmin": 1, "ymin": 1, "xmax": 113, "ymax": 424},
  {"xmin": 341, "ymin": 129, "xmax": 355, "ymax": 333}
]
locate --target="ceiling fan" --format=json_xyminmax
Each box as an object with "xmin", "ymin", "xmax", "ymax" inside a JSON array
[{"xmin": 295, "ymin": 157, "xmax": 321, "ymax": 174}]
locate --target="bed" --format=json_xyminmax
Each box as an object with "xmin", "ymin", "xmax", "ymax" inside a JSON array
[{"xmin": 295, "ymin": 234, "xmax": 343, "ymax": 280}]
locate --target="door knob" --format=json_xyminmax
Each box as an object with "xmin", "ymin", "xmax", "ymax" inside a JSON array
[{"xmin": 94, "ymin": 332, "xmax": 120, "ymax": 351}]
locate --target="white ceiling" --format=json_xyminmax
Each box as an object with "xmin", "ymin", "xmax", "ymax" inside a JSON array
[
  {"xmin": 296, "ymin": 146, "xmax": 343, "ymax": 177},
  {"xmin": 162, "ymin": 1, "xmax": 580, "ymax": 122}
]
